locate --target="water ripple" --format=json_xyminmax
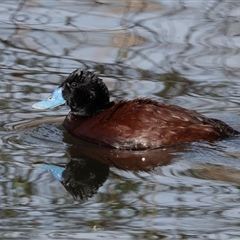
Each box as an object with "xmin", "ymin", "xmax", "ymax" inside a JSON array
[{"xmin": 2, "ymin": 0, "xmax": 240, "ymax": 238}]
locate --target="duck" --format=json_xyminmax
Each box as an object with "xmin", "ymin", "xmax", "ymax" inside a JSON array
[{"xmin": 32, "ymin": 69, "xmax": 240, "ymax": 150}]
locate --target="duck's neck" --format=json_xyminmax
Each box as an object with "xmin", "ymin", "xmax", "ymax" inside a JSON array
[{"xmin": 70, "ymin": 101, "xmax": 115, "ymax": 117}]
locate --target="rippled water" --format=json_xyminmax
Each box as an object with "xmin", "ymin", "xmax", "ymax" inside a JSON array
[{"xmin": 1, "ymin": 0, "xmax": 240, "ymax": 239}]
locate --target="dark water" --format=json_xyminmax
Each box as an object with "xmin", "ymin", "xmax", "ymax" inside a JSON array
[{"xmin": 1, "ymin": 0, "xmax": 240, "ymax": 239}]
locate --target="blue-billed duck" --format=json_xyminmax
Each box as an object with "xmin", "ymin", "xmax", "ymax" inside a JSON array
[{"xmin": 32, "ymin": 69, "xmax": 239, "ymax": 150}]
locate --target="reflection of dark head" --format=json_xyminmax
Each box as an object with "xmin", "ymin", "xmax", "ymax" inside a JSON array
[{"xmin": 61, "ymin": 158, "xmax": 109, "ymax": 202}]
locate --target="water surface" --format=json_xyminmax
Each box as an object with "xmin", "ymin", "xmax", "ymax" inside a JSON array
[{"xmin": 1, "ymin": 0, "xmax": 240, "ymax": 239}]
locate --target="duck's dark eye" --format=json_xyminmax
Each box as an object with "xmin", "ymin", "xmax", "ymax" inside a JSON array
[
  {"xmin": 70, "ymin": 181, "xmax": 77, "ymax": 187},
  {"xmin": 71, "ymin": 82, "xmax": 78, "ymax": 88}
]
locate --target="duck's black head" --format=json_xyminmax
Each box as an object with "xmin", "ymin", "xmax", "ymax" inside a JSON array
[
  {"xmin": 32, "ymin": 69, "xmax": 113, "ymax": 117},
  {"xmin": 61, "ymin": 69, "xmax": 113, "ymax": 116}
]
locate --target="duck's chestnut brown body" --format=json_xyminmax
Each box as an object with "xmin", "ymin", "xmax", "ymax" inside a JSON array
[
  {"xmin": 33, "ymin": 69, "xmax": 240, "ymax": 150},
  {"xmin": 63, "ymin": 98, "xmax": 239, "ymax": 150}
]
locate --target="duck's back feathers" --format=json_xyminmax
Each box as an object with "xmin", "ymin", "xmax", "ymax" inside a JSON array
[{"xmin": 63, "ymin": 99, "xmax": 239, "ymax": 150}]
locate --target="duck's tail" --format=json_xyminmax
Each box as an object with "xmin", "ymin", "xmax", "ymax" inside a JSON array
[{"xmin": 208, "ymin": 118, "xmax": 240, "ymax": 138}]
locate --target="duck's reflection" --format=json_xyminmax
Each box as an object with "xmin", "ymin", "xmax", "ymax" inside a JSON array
[
  {"xmin": 37, "ymin": 158, "xmax": 109, "ymax": 202},
  {"xmin": 63, "ymin": 131, "xmax": 185, "ymax": 172},
  {"xmin": 36, "ymin": 130, "xmax": 186, "ymax": 202},
  {"xmin": 62, "ymin": 157, "xmax": 109, "ymax": 202}
]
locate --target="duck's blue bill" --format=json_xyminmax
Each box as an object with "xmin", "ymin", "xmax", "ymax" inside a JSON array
[
  {"xmin": 34, "ymin": 163, "xmax": 64, "ymax": 181},
  {"xmin": 32, "ymin": 87, "xmax": 66, "ymax": 109}
]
